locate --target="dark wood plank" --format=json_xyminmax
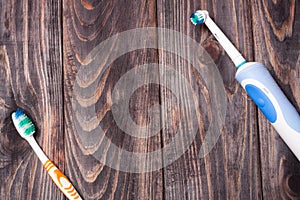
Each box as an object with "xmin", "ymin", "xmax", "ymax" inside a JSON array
[
  {"xmin": 1, "ymin": 0, "xmax": 299, "ymax": 199},
  {"xmin": 157, "ymin": 0, "xmax": 262, "ymax": 199},
  {"xmin": 251, "ymin": 0, "xmax": 300, "ymax": 199},
  {"xmin": 63, "ymin": 0, "xmax": 163, "ymax": 199},
  {"xmin": 0, "ymin": 0, "xmax": 64, "ymax": 199}
]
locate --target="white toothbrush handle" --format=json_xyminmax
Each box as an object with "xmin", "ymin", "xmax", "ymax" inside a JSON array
[
  {"xmin": 236, "ymin": 62, "xmax": 300, "ymax": 161},
  {"xmin": 26, "ymin": 137, "xmax": 82, "ymax": 200},
  {"xmin": 204, "ymin": 13, "xmax": 246, "ymax": 67},
  {"xmin": 26, "ymin": 136, "xmax": 48, "ymax": 163}
]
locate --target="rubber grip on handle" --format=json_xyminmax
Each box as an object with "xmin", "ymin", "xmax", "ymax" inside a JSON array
[
  {"xmin": 235, "ymin": 62, "xmax": 300, "ymax": 161},
  {"xmin": 43, "ymin": 160, "xmax": 82, "ymax": 200}
]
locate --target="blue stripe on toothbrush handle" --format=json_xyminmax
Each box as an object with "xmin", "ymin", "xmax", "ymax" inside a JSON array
[
  {"xmin": 235, "ymin": 62, "xmax": 300, "ymax": 160},
  {"xmin": 236, "ymin": 61, "xmax": 247, "ymax": 69},
  {"xmin": 236, "ymin": 62, "xmax": 300, "ymax": 132}
]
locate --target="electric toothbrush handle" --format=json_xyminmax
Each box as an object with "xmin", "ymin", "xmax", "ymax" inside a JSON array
[
  {"xmin": 43, "ymin": 160, "xmax": 82, "ymax": 200},
  {"xmin": 235, "ymin": 62, "xmax": 300, "ymax": 161}
]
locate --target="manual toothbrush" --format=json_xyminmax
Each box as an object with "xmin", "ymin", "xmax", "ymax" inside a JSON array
[{"xmin": 11, "ymin": 108, "xmax": 82, "ymax": 200}]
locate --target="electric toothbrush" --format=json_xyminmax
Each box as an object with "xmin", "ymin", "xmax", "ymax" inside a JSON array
[{"xmin": 190, "ymin": 10, "xmax": 300, "ymax": 161}]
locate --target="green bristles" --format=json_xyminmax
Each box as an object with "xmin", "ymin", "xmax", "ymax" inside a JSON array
[
  {"xmin": 19, "ymin": 117, "xmax": 32, "ymax": 128},
  {"xmin": 24, "ymin": 122, "xmax": 35, "ymax": 136},
  {"xmin": 190, "ymin": 12, "xmax": 205, "ymax": 26},
  {"xmin": 12, "ymin": 108, "xmax": 36, "ymax": 137},
  {"xmin": 17, "ymin": 115, "xmax": 36, "ymax": 136}
]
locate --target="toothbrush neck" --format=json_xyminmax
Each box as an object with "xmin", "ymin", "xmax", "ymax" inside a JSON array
[
  {"xmin": 204, "ymin": 16, "xmax": 246, "ymax": 67},
  {"xmin": 26, "ymin": 136, "xmax": 48, "ymax": 164}
]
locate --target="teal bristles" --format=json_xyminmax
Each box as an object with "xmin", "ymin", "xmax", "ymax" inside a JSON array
[
  {"xmin": 12, "ymin": 108, "xmax": 35, "ymax": 137},
  {"xmin": 190, "ymin": 12, "xmax": 205, "ymax": 25}
]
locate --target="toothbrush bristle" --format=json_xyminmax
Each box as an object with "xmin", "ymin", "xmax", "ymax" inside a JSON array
[
  {"xmin": 12, "ymin": 108, "xmax": 35, "ymax": 137},
  {"xmin": 14, "ymin": 108, "xmax": 24, "ymax": 118},
  {"xmin": 190, "ymin": 12, "xmax": 205, "ymax": 25}
]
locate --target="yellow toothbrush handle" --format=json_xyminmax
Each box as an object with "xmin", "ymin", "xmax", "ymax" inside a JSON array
[{"xmin": 43, "ymin": 160, "xmax": 82, "ymax": 200}]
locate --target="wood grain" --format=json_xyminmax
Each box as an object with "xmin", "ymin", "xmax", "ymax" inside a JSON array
[
  {"xmin": 251, "ymin": 0, "xmax": 300, "ymax": 199},
  {"xmin": 157, "ymin": 0, "xmax": 262, "ymax": 199},
  {"xmin": 63, "ymin": 0, "xmax": 163, "ymax": 199},
  {"xmin": 0, "ymin": 0, "xmax": 64, "ymax": 199},
  {"xmin": 0, "ymin": 0, "xmax": 299, "ymax": 199}
]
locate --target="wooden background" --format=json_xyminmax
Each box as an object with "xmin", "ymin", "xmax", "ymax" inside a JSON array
[{"xmin": 0, "ymin": 0, "xmax": 299, "ymax": 199}]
